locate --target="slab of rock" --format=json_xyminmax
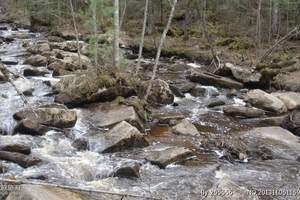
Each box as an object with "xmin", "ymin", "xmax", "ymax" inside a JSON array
[
  {"xmin": 144, "ymin": 145, "xmax": 193, "ymax": 168},
  {"xmin": 93, "ymin": 121, "xmax": 148, "ymax": 153},
  {"xmin": 23, "ymin": 67, "xmax": 49, "ymax": 76},
  {"xmin": 238, "ymin": 127, "xmax": 300, "ymax": 160},
  {"xmin": 24, "ymin": 54, "xmax": 48, "ymax": 66},
  {"xmin": 14, "ymin": 119, "xmax": 50, "ymax": 136},
  {"xmin": 191, "ymin": 86, "xmax": 207, "ymax": 97},
  {"xmin": 223, "ymin": 63, "xmax": 262, "ymax": 84},
  {"xmin": 113, "ymin": 162, "xmax": 141, "ymax": 179},
  {"xmin": 207, "ymin": 99, "xmax": 226, "ymax": 108},
  {"xmin": 188, "ymin": 69, "xmax": 244, "ymax": 89},
  {"xmin": 223, "ymin": 105, "xmax": 265, "ymax": 118},
  {"xmin": 272, "ymin": 92, "xmax": 300, "ymax": 110},
  {"xmin": 6, "ymin": 184, "xmax": 88, "ymax": 200},
  {"xmin": 0, "ymin": 151, "xmax": 42, "ymax": 168},
  {"xmin": 273, "ymin": 71, "xmax": 300, "ymax": 92},
  {"xmin": 244, "ymin": 89, "xmax": 287, "ymax": 114},
  {"xmin": 91, "ymin": 105, "xmax": 144, "ymax": 131},
  {"xmin": 14, "ymin": 106, "xmax": 77, "ymax": 128},
  {"xmin": 49, "ymin": 41, "xmax": 86, "ymax": 53},
  {"xmin": 0, "ymin": 69, "xmax": 7, "ymax": 82},
  {"xmin": 241, "ymin": 115, "xmax": 287, "ymax": 127},
  {"xmin": 172, "ymin": 119, "xmax": 199, "ymax": 136},
  {"xmin": 0, "ymin": 143, "xmax": 31, "ymax": 155},
  {"xmin": 12, "ymin": 78, "xmax": 34, "ymax": 96}
]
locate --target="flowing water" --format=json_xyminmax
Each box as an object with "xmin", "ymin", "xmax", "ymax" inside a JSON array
[{"xmin": 0, "ymin": 24, "xmax": 300, "ymax": 200}]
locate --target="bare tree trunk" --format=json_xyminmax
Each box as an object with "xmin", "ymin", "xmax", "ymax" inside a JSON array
[
  {"xmin": 120, "ymin": 0, "xmax": 127, "ymax": 29},
  {"xmin": 272, "ymin": 0, "xmax": 279, "ymax": 37},
  {"xmin": 145, "ymin": 0, "xmax": 178, "ymax": 101},
  {"xmin": 256, "ymin": 0, "xmax": 262, "ymax": 51},
  {"xmin": 183, "ymin": 0, "xmax": 191, "ymax": 41},
  {"xmin": 69, "ymin": 0, "xmax": 81, "ymax": 67},
  {"xmin": 113, "ymin": 0, "xmax": 120, "ymax": 68},
  {"xmin": 268, "ymin": 0, "xmax": 272, "ymax": 43},
  {"xmin": 136, "ymin": 0, "xmax": 149, "ymax": 75},
  {"xmin": 92, "ymin": 2, "xmax": 98, "ymax": 67}
]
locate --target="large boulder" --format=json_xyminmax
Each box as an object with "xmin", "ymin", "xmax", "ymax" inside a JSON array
[
  {"xmin": 13, "ymin": 104, "xmax": 77, "ymax": 135},
  {"xmin": 188, "ymin": 69, "xmax": 244, "ymax": 89},
  {"xmin": 143, "ymin": 145, "xmax": 194, "ymax": 168},
  {"xmin": 139, "ymin": 79, "xmax": 174, "ymax": 106},
  {"xmin": 244, "ymin": 89, "xmax": 287, "ymax": 114},
  {"xmin": 281, "ymin": 109, "xmax": 300, "ymax": 136},
  {"xmin": 273, "ymin": 71, "xmax": 300, "ymax": 92},
  {"xmin": 223, "ymin": 105, "xmax": 265, "ymax": 118},
  {"xmin": 23, "ymin": 67, "xmax": 49, "ymax": 77},
  {"xmin": 238, "ymin": 127, "xmax": 300, "ymax": 161},
  {"xmin": 90, "ymin": 121, "xmax": 149, "ymax": 153},
  {"xmin": 172, "ymin": 119, "xmax": 200, "ymax": 136},
  {"xmin": 50, "ymin": 41, "xmax": 87, "ymax": 53},
  {"xmin": 241, "ymin": 115, "xmax": 287, "ymax": 127},
  {"xmin": 272, "ymin": 92, "xmax": 300, "ymax": 110},
  {"xmin": 113, "ymin": 162, "xmax": 141, "ymax": 179},
  {"xmin": 0, "ymin": 143, "xmax": 31, "ymax": 155},
  {"xmin": 54, "ymin": 72, "xmax": 119, "ymax": 107},
  {"xmin": 23, "ymin": 55, "xmax": 48, "ymax": 66},
  {"xmin": 89, "ymin": 105, "xmax": 144, "ymax": 131},
  {"xmin": 221, "ymin": 63, "xmax": 262, "ymax": 84}
]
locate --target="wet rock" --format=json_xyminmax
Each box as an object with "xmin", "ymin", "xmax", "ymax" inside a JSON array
[
  {"xmin": 188, "ymin": 69, "xmax": 244, "ymax": 89},
  {"xmin": 244, "ymin": 89, "xmax": 287, "ymax": 114},
  {"xmin": 238, "ymin": 127, "xmax": 300, "ymax": 160},
  {"xmin": 154, "ymin": 113, "xmax": 185, "ymax": 124},
  {"xmin": 48, "ymin": 35, "xmax": 65, "ymax": 43},
  {"xmin": 0, "ymin": 151, "xmax": 42, "ymax": 168},
  {"xmin": 273, "ymin": 70, "xmax": 300, "ymax": 92},
  {"xmin": 169, "ymin": 85, "xmax": 185, "ymax": 97},
  {"xmin": 23, "ymin": 67, "xmax": 49, "ymax": 77},
  {"xmin": 144, "ymin": 145, "xmax": 194, "ymax": 168},
  {"xmin": 23, "ymin": 54, "xmax": 48, "ymax": 66},
  {"xmin": 72, "ymin": 138, "xmax": 88, "ymax": 151},
  {"xmin": 241, "ymin": 115, "xmax": 287, "ymax": 127},
  {"xmin": 223, "ymin": 105, "xmax": 265, "ymax": 118},
  {"xmin": 12, "ymin": 78, "xmax": 34, "ymax": 96},
  {"xmin": 91, "ymin": 105, "xmax": 144, "ymax": 131},
  {"xmin": 1, "ymin": 60, "xmax": 18, "ymax": 65},
  {"xmin": 172, "ymin": 119, "xmax": 199, "ymax": 136},
  {"xmin": 0, "ymin": 69, "xmax": 7, "ymax": 82},
  {"xmin": 6, "ymin": 184, "xmax": 88, "ymax": 200},
  {"xmin": 14, "ymin": 119, "xmax": 50, "ymax": 136},
  {"xmin": 0, "ymin": 143, "xmax": 31, "ymax": 155},
  {"xmin": 88, "ymin": 86, "xmax": 136, "ymax": 103},
  {"xmin": 222, "ymin": 63, "xmax": 262, "ymax": 84},
  {"xmin": 204, "ymin": 178, "xmax": 259, "ymax": 200},
  {"xmin": 27, "ymin": 43, "xmax": 51, "ymax": 54},
  {"xmin": 179, "ymin": 83, "xmax": 196, "ymax": 93},
  {"xmin": 0, "ymin": 26, "xmax": 8, "ymax": 31},
  {"xmin": 113, "ymin": 162, "xmax": 141, "ymax": 179},
  {"xmin": 207, "ymin": 99, "xmax": 226, "ymax": 108},
  {"xmin": 98, "ymin": 121, "xmax": 149, "ymax": 153},
  {"xmin": 139, "ymin": 79, "xmax": 174, "ymax": 106},
  {"xmin": 0, "ymin": 164, "xmax": 7, "ymax": 173},
  {"xmin": 191, "ymin": 86, "xmax": 207, "ymax": 97},
  {"xmin": 272, "ymin": 92, "xmax": 300, "ymax": 110},
  {"xmin": 281, "ymin": 109, "xmax": 300, "ymax": 136},
  {"xmin": 14, "ymin": 105, "xmax": 77, "ymax": 130}
]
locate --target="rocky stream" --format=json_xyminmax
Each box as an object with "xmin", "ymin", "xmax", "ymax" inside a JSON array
[{"xmin": 0, "ymin": 22, "xmax": 300, "ymax": 200}]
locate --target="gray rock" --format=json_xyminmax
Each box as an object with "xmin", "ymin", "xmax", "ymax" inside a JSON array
[
  {"xmin": 188, "ymin": 69, "xmax": 244, "ymax": 89},
  {"xmin": 27, "ymin": 43, "xmax": 51, "ymax": 54},
  {"xmin": 191, "ymin": 86, "xmax": 207, "ymax": 97},
  {"xmin": 72, "ymin": 138, "xmax": 88, "ymax": 151},
  {"xmin": 144, "ymin": 145, "xmax": 194, "ymax": 168},
  {"xmin": 93, "ymin": 121, "xmax": 148, "ymax": 153},
  {"xmin": 238, "ymin": 126, "xmax": 300, "ymax": 160},
  {"xmin": 272, "ymin": 92, "xmax": 300, "ymax": 110},
  {"xmin": 14, "ymin": 119, "xmax": 50, "ymax": 136},
  {"xmin": 281, "ymin": 110, "xmax": 300, "ymax": 136},
  {"xmin": 224, "ymin": 63, "xmax": 261, "ymax": 84},
  {"xmin": 273, "ymin": 70, "xmax": 300, "ymax": 92},
  {"xmin": 14, "ymin": 106, "xmax": 77, "ymax": 128},
  {"xmin": 207, "ymin": 99, "xmax": 226, "ymax": 108},
  {"xmin": 223, "ymin": 105, "xmax": 265, "ymax": 118},
  {"xmin": 113, "ymin": 162, "xmax": 141, "ymax": 179},
  {"xmin": 244, "ymin": 89, "xmax": 287, "ymax": 114},
  {"xmin": 241, "ymin": 115, "xmax": 287, "ymax": 126},
  {"xmin": 0, "ymin": 151, "xmax": 42, "ymax": 168},
  {"xmin": 24, "ymin": 54, "xmax": 48, "ymax": 66},
  {"xmin": 172, "ymin": 119, "xmax": 199, "ymax": 136},
  {"xmin": 0, "ymin": 143, "xmax": 31, "ymax": 155}
]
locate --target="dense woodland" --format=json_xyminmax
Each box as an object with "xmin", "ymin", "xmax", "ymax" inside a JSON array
[{"xmin": 0, "ymin": 0, "xmax": 299, "ymax": 199}]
